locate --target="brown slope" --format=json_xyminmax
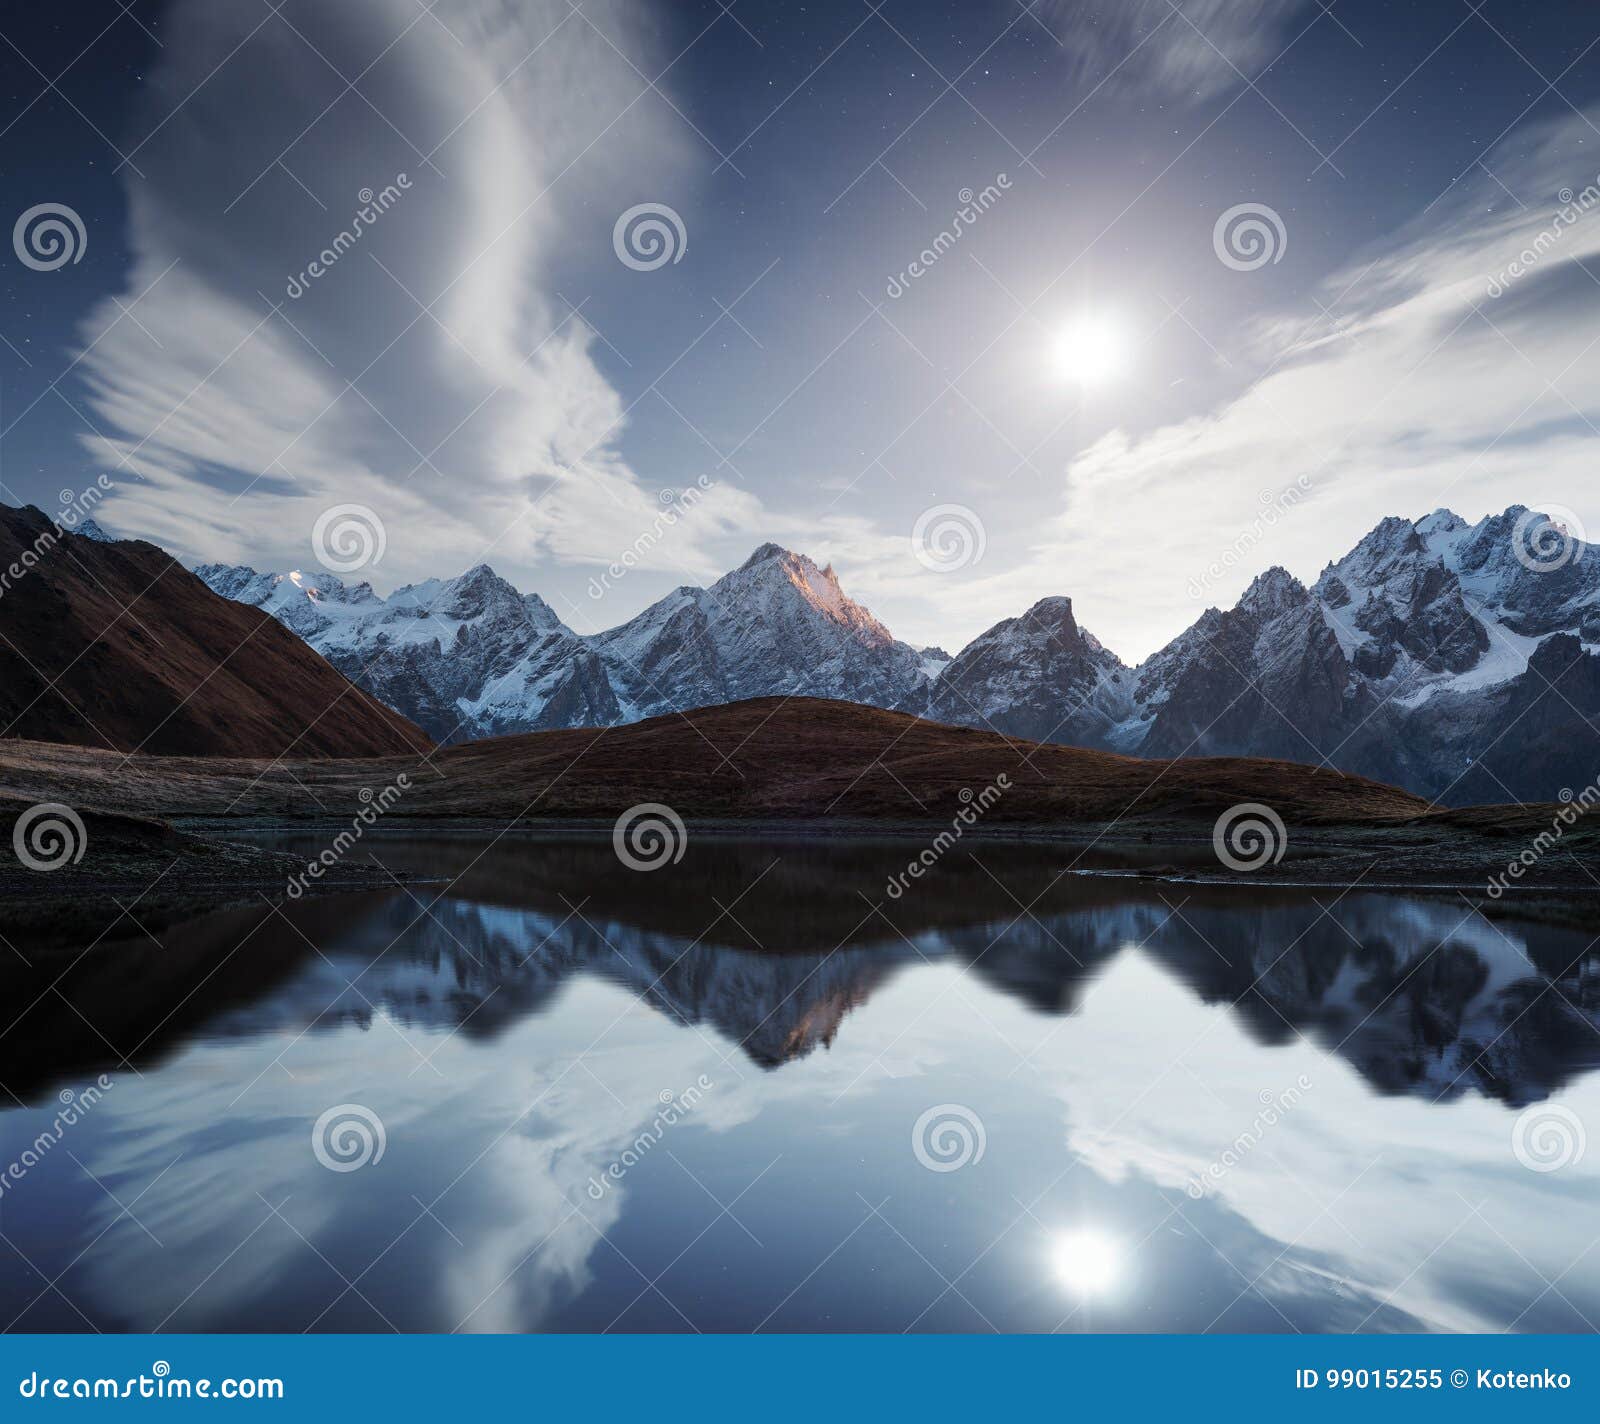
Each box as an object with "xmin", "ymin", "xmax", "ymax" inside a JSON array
[
  {"xmin": 0, "ymin": 505, "xmax": 431, "ymax": 758},
  {"xmin": 0, "ymin": 695, "xmax": 1427, "ymax": 825},
  {"xmin": 417, "ymin": 696, "xmax": 1432, "ymax": 822}
]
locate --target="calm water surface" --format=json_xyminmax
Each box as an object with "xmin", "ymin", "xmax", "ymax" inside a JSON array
[{"xmin": 2, "ymin": 834, "xmax": 1597, "ymax": 1333}]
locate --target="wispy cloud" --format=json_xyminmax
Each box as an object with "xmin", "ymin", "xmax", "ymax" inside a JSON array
[
  {"xmin": 79, "ymin": 0, "xmax": 758, "ymax": 588},
  {"xmin": 1038, "ymin": 0, "xmax": 1314, "ymax": 102}
]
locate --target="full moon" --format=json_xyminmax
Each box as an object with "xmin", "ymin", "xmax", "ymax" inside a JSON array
[
  {"xmin": 1051, "ymin": 1228, "xmax": 1122, "ymax": 1295},
  {"xmin": 1054, "ymin": 313, "xmax": 1128, "ymax": 387}
]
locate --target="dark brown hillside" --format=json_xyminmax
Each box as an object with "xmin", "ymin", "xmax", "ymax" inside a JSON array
[
  {"xmin": 0, "ymin": 504, "xmax": 431, "ymax": 758},
  {"xmin": 417, "ymin": 696, "xmax": 1433, "ymax": 823},
  {"xmin": 0, "ymin": 694, "xmax": 1428, "ymax": 825}
]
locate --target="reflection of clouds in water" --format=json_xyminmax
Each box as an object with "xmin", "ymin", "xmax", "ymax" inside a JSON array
[
  {"xmin": 1039, "ymin": 953, "xmax": 1600, "ymax": 1333},
  {"xmin": 22, "ymin": 881, "xmax": 1600, "ymax": 1333},
  {"xmin": 70, "ymin": 982, "xmax": 688, "ymax": 1330},
  {"xmin": 64, "ymin": 972, "xmax": 915, "ymax": 1332}
]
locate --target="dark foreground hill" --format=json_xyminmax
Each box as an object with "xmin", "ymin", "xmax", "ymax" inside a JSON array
[
  {"xmin": 0, "ymin": 695, "xmax": 1427, "ymax": 824},
  {"xmin": 0, "ymin": 504, "xmax": 432, "ymax": 758}
]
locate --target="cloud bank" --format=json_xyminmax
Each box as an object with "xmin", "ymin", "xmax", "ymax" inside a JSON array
[{"xmin": 80, "ymin": 0, "xmax": 753, "ymax": 590}]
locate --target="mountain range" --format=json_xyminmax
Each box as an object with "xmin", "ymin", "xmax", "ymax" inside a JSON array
[
  {"xmin": 190, "ymin": 504, "xmax": 1600, "ymax": 804},
  {"xmin": 195, "ymin": 542, "xmax": 947, "ymax": 744}
]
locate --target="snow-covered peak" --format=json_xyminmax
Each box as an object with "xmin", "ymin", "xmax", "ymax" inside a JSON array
[
  {"xmin": 712, "ymin": 545, "xmax": 895, "ymax": 648},
  {"xmin": 1415, "ymin": 506, "xmax": 1468, "ymax": 546},
  {"xmin": 739, "ymin": 542, "xmax": 790, "ymax": 569},
  {"xmin": 1239, "ymin": 565, "xmax": 1309, "ymax": 616},
  {"xmin": 920, "ymin": 592, "xmax": 1129, "ymax": 744},
  {"xmin": 590, "ymin": 545, "xmax": 928, "ymax": 718},
  {"xmin": 1022, "ymin": 594, "xmax": 1077, "ymax": 623},
  {"xmin": 73, "ymin": 517, "xmax": 115, "ymax": 543},
  {"xmin": 384, "ymin": 562, "xmax": 565, "ymax": 631},
  {"xmin": 524, "ymin": 591, "xmax": 563, "ymax": 629}
]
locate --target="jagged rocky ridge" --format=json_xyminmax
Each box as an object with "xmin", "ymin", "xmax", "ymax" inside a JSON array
[
  {"xmin": 194, "ymin": 505, "xmax": 1600, "ymax": 803},
  {"xmin": 196, "ymin": 543, "xmax": 938, "ymax": 746}
]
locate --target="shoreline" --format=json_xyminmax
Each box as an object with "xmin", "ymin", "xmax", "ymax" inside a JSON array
[{"xmin": 4, "ymin": 813, "xmax": 1594, "ymax": 958}]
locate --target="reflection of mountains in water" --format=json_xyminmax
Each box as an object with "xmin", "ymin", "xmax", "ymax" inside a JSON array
[{"xmin": 6, "ymin": 836, "xmax": 1597, "ymax": 1105}]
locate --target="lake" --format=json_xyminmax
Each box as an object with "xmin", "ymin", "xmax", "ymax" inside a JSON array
[{"xmin": 1, "ymin": 832, "xmax": 1596, "ymax": 1333}]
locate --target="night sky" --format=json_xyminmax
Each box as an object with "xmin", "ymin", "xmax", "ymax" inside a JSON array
[{"xmin": 4, "ymin": 0, "xmax": 1600, "ymax": 655}]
